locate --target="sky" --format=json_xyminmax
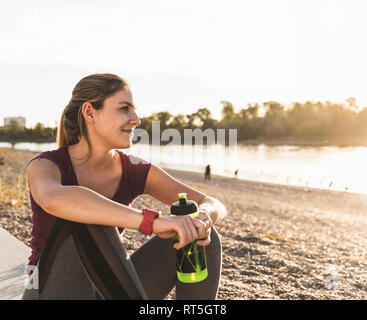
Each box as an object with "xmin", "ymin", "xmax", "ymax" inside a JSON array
[{"xmin": 0, "ymin": 0, "xmax": 367, "ymax": 128}]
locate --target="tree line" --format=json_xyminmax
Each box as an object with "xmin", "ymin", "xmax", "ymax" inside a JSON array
[
  {"xmin": 1, "ymin": 97, "xmax": 366, "ymax": 144},
  {"xmin": 139, "ymin": 97, "xmax": 367, "ymax": 143},
  {"xmin": 0, "ymin": 121, "xmax": 57, "ymax": 143}
]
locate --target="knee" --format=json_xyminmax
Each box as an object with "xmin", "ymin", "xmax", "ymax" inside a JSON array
[
  {"xmin": 204, "ymin": 226, "xmax": 223, "ymax": 276},
  {"xmin": 207, "ymin": 226, "xmax": 222, "ymax": 253}
]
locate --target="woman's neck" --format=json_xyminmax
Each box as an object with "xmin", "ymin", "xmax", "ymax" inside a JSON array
[{"xmin": 68, "ymin": 137, "xmax": 118, "ymax": 172}]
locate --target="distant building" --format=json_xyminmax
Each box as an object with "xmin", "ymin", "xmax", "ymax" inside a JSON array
[{"xmin": 4, "ymin": 116, "xmax": 26, "ymax": 127}]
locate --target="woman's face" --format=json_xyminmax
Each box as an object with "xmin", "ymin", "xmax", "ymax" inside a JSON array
[{"xmin": 92, "ymin": 88, "xmax": 141, "ymax": 149}]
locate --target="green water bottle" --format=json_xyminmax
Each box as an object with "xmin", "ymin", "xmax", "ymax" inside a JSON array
[{"xmin": 170, "ymin": 193, "xmax": 208, "ymax": 283}]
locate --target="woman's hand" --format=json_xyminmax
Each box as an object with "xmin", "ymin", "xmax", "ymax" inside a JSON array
[
  {"xmin": 196, "ymin": 210, "xmax": 212, "ymax": 247},
  {"xmin": 152, "ymin": 215, "xmax": 208, "ymax": 250}
]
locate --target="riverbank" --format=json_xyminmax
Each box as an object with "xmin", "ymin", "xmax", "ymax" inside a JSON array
[
  {"xmin": 1, "ymin": 147, "xmax": 367, "ymax": 299},
  {"xmin": 238, "ymin": 136, "xmax": 367, "ymax": 147}
]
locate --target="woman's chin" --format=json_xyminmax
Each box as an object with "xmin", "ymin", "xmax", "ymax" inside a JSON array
[{"xmin": 115, "ymin": 139, "xmax": 132, "ymax": 149}]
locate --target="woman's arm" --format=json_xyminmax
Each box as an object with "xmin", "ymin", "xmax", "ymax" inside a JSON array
[
  {"xmin": 144, "ymin": 164, "xmax": 227, "ymax": 225},
  {"xmin": 28, "ymin": 158, "xmax": 145, "ymax": 228},
  {"xmin": 27, "ymin": 158, "xmax": 205, "ymax": 249}
]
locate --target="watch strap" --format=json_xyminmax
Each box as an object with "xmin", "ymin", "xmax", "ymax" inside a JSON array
[{"xmin": 140, "ymin": 209, "xmax": 160, "ymax": 235}]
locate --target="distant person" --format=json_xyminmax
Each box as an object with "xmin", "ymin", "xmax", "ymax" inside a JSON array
[
  {"xmin": 234, "ymin": 169, "xmax": 238, "ymax": 178},
  {"xmin": 22, "ymin": 73, "xmax": 226, "ymax": 300},
  {"xmin": 205, "ymin": 164, "xmax": 211, "ymax": 180}
]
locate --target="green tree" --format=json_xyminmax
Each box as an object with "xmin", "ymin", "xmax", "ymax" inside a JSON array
[
  {"xmin": 34, "ymin": 122, "xmax": 45, "ymax": 137},
  {"xmin": 154, "ymin": 111, "xmax": 172, "ymax": 131},
  {"xmin": 191, "ymin": 108, "xmax": 217, "ymax": 129},
  {"xmin": 170, "ymin": 113, "xmax": 188, "ymax": 134},
  {"xmin": 263, "ymin": 101, "xmax": 286, "ymax": 138},
  {"xmin": 5, "ymin": 120, "xmax": 25, "ymax": 142},
  {"xmin": 220, "ymin": 101, "xmax": 236, "ymax": 125}
]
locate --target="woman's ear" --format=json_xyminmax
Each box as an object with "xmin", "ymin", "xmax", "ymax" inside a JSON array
[{"xmin": 82, "ymin": 102, "xmax": 95, "ymax": 124}]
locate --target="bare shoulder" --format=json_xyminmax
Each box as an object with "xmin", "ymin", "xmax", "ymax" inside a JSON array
[
  {"xmin": 27, "ymin": 158, "xmax": 62, "ymax": 209},
  {"xmin": 27, "ymin": 157, "xmax": 61, "ymax": 182}
]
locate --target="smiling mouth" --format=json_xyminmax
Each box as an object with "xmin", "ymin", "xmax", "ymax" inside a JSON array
[{"xmin": 121, "ymin": 129, "xmax": 133, "ymax": 134}]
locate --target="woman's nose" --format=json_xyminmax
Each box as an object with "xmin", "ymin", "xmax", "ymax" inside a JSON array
[{"xmin": 131, "ymin": 110, "xmax": 141, "ymax": 126}]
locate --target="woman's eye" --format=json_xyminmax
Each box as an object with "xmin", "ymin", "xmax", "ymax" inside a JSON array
[{"xmin": 121, "ymin": 106, "xmax": 129, "ymax": 111}]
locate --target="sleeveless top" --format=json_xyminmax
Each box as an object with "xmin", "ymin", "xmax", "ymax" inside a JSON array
[{"xmin": 27, "ymin": 145, "xmax": 151, "ymax": 266}]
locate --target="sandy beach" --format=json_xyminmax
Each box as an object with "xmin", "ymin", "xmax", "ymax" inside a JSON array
[{"xmin": 1, "ymin": 147, "xmax": 367, "ymax": 300}]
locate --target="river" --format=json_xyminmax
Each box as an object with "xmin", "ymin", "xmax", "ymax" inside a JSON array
[{"xmin": 0, "ymin": 141, "xmax": 365, "ymax": 195}]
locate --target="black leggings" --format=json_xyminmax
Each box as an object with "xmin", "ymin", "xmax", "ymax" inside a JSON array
[{"xmin": 22, "ymin": 227, "xmax": 222, "ymax": 300}]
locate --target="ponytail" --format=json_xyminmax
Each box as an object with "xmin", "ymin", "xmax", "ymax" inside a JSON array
[{"xmin": 57, "ymin": 110, "xmax": 67, "ymax": 148}]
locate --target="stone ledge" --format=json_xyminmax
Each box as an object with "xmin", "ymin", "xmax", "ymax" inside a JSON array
[{"xmin": 0, "ymin": 228, "xmax": 30, "ymax": 300}]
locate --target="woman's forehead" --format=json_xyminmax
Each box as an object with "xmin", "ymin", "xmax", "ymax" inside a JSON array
[{"xmin": 106, "ymin": 88, "xmax": 133, "ymax": 104}]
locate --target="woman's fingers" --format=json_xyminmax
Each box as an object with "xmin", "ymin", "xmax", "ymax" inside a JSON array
[
  {"xmin": 157, "ymin": 215, "xmax": 212, "ymax": 250},
  {"xmin": 196, "ymin": 224, "xmax": 212, "ymax": 247},
  {"xmin": 197, "ymin": 232, "xmax": 211, "ymax": 246},
  {"xmin": 174, "ymin": 217, "xmax": 193, "ymax": 249},
  {"xmin": 191, "ymin": 217, "xmax": 208, "ymax": 239},
  {"xmin": 198, "ymin": 211, "xmax": 212, "ymax": 227},
  {"xmin": 174, "ymin": 221, "xmax": 187, "ymax": 250},
  {"xmin": 180, "ymin": 216, "xmax": 198, "ymax": 248},
  {"xmin": 173, "ymin": 216, "xmax": 199, "ymax": 250},
  {"xmin": 154, "ymin": 216, "xmax": 186, "ymax": 249},
  {"xmin": 177, "ymin": 217, "xmax": 210, "ymax": 249}
]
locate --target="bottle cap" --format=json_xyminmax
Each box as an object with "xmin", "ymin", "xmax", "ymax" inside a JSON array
[{"xmin": 170, "ymin": 193, "xmax": 198, "ymax": 216}]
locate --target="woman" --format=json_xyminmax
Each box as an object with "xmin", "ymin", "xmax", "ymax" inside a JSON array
[{"xmin": 23, "ymin": 73, "xmax": 227, "ymax": 300}]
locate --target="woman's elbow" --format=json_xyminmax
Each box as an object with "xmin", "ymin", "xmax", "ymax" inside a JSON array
[
  {"xmin": 209, "ymin": 196, "xmax": 227, "ymax": 221},
  {"xmin": 42, "ymin": 186, "xmax": 64, "ymax": 213},
  {"xmin": 219, "ymin": 201, "xmax": 227, "ymax": 220}
]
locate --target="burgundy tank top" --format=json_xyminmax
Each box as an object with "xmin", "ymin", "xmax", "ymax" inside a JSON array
[{"xmin": 27, "ymin": 145, "xmax": 151, "ymax": 266}]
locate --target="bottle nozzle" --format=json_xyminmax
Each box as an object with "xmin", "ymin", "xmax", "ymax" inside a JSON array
[{"xmin": 178, "ymin": 193, "xmax": 187, "ymax": 206}]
